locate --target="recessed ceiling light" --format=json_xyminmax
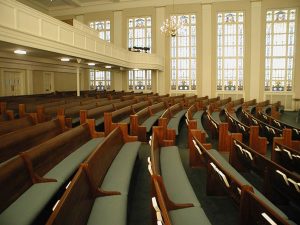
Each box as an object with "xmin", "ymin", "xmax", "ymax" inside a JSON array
[
  {"xmin": 14, "ymin": 49, "xmax": 27, "ymax": 55},
  {"xmin": 105, "ymin": 65, "xmax": 112, "ymax": 69},
  {"xmin": 88, "ymin": 63, "xmax": 96, "ymax": 66},
  {"xmin": 133, "ymin": 68, "xmax": 139, "ymax": 71},
  {"xmin": 61, "ymin": 58, "xmax": 70, "ymax": 62}
]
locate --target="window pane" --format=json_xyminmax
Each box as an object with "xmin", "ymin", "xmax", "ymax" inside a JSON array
[
  {"xmin": 264, "ymin": 9, "xmax": 296, "ymax": 92},
  {"xmin": 217, "ymin": 11, "xmax": 244, "ymax": 91},
  {"xmin": 170, "ymin": 14, "xmax": 196, "ymax": 91}
]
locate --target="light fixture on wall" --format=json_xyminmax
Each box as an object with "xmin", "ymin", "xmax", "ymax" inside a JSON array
[
  {"xmin": 61, "ymin": 58, "xmax": 70, "ymax": 62},
  {"xmin": 105, "ymin": 65, "xmax": 112, "ymax": 69},
  {"xmin": 14, "ymin": 49, "xmax": 27, "ymax": 55},
  {"xmin": 88, "ymin": 63, "xmax": 96, "ymax": 66},
  {"xmin": 160, "ymin": 0, "xmax": 185, "ymax": 37}
]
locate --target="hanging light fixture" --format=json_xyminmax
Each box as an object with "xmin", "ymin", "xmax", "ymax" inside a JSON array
[{"xmin": 160, "ymin": 0, "xmax": 185, "ymax": 37}]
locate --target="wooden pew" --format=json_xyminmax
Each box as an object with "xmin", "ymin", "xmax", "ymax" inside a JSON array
[
  {"xmin": 104, "ymin": 100, "xmax": 151, "ymax": 135},
  {"xmin": 190, "ymin": 132, "xmax": 297, "ymax": 224},
  {"xmin": 0, "ymin": 122, "xmax": 104, "ymax": 225},
  {"xmin": 0, "ymin": 113, "xmax": 38, "ymax": 136},
  {"xmin": 242, "ymin": 99, "xmax": 257, "ymax": 114},
  {"xmin": 130, "ymin": 101, "xmax": 168, "ymax": 141},
  {"xmin": 150, "ymin": 175, "xmax": 212, "ymax": 225},
  {"xmin": 0, "ymin": 116, "xmax": 68, "ymax": 164},
  {"xmin": 46, "ymin": 124, "xmax": 141, "ymax": 225},
  {"xmin": 256, "ymin": 110, "xmax": 300, "ymax": 140},
  {"xmin": 272, "ymin": 142, "xmax": 300, "ymax": 174},
  {"xmin": 158, "ymin": 102, "xmax": 187, "ymax": 139},
  {"xmin": 224, "ymin": 109, "xmax": 268, "ymax": 155},
  {"xmin": 231, "ymin": 138, "xmax": 300, "ymax": 223},
  {"xmin": 149, "ymin": 126, "xmax": 203, "ymax": 209},
  {"xmin": 58, "ymin": 99, "xmax": 121, "ymax": 127}
]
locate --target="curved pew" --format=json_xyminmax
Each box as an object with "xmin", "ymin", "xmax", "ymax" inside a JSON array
[
  {"xmin": 0, "ymin": 122, "xmax": 104, "ymax": 225},
  {"xmin": 0, "ymin": 116, "xmax": 67, "ymax": 164},
  {"xmin": 130, "ymin": 101, "xmax": 168, "ymax": 141},
  {"xmin": 224, "ymin": 109, "xmax": 268, "ymax": 155},
  {"xmin": 231, "ymin": 139, "xmax": 300, "ymax": 224},
  {"xmin": 256, "ymin": 110, "xmax": 300, "ymax": 140},
  {"xmin": 272, "ymin": 142, "xmax": 300, "ymax": 174},
  {"xmin": 158, "ymin": 102, "xmax": 187, "ymax": 139},
  {"xmin": 58, "ymin": 99, "xmax": 121, "ymax": 127},
  {"xmin": 149, "ymin": 126, "xmax": 212, "ymax": 225},
  {"xmin": 46, "ymin": 124, "xmax": 141, "ymax": 225},
  {"xmin": 0, "ymin": 113, "xmax": 38, "ymax": 136},
  {"xmin": 104, "ymin": 100, "xmax": 151, "ymax": 135},
  {"xmin": 241, "ymin": 108, "xmax": 282, "ymax": 143},
  {"xmin": 190, "ymin": 132, "xmax": 297, "ymax": 225}
]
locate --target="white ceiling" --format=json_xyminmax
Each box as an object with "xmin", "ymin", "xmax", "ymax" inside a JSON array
[{"xmin": 17, "ymin": 0, "xmax": 240, "ymax": 16}]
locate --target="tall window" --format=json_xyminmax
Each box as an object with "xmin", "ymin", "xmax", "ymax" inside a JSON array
[
  {"xmin": 128, "ymin": 17, "xmax": 151, "ymax": 52},
  {"xmin": 265, "ymin": 9, "xmax": 296, "ymax": 92},
  {"xmin": 90, "ymin": 20, "xmax": 111, "ymax": 42},
  {"xmin": 128, "ymin": 70, "xmax": 152, "ymax": 91},
  {"xmin": 90, "ymin": 70, "xmax": 111, "ymax": 90},
  {"xmin": 170, "ymin": 14, "xmax": 196, "ymax": 91},
  {"xmin": 217, "ymin": 12, "xmax": 244, "ymax": 91}
]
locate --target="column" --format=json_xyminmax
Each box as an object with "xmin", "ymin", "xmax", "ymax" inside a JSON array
[
  {"xmin": 26, "ymin": 69, "xmax": 33, "ymax": 95},
  {"xmin": 76, "ymin": 67, "xmax": 80, "ymax": 96},
  {"xmin": 201, "ymin": 4, "xmax": 212, "ymax": 97},
  {"xmin": 249, "ymin": 1, "xmax": 262, "ymax": 101},
  {"xmin": 113, "ymin": 11, "xmax": 123, "ymax": 47},
  {"xmin": 113, "ymin": 71, "xmax": 123, "ymax": 91},
  {"xmin": 156, "ymin": 7, "xmax": 166, "ymax": 95}
]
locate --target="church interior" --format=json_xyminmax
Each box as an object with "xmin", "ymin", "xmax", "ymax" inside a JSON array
[{"xmin": 0, "ymin": 0, "xmax": 299, "ymax": 224}]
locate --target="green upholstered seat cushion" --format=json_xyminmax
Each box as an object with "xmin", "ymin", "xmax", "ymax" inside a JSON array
[
  {"xmin": 155, "ymin": 110, "xmax": 166, "ymax": 117},
  {"xmin": 211, "ymin": 112, "xmax": 221, "ymax": 124},
  {"xmin": 160, "ymin": 146, "xmax": 200, "ymax": 207},
  {"xmin": 196, "ymin": 119, "xmax": 208, "ymax": 138},
  {"xmin": 174, "ymin": 109, "xmax": 187, "ymax": 119},
  {"xmin": 207, "ymin": 149, "xmax": 288, "ymax": 220},
  {"xmin": 45, "ymin": 138, "xmax": 104, "ymax": 182},
  {"xmin": 168, "ymin": 117, "xmax": 180, "ymax": 135},
  {"xmin": 95, "ymin": 117, "xmax": 104, "ymax": 126},
  {"xmin": 0, "ymin": 182, "xmax": 62, "ymax": 225},
  {"xmin": 142, "ymin": 115, "xmax": 159, "ymax": 132},
  {"xmin": 120, "ymin": 117, "xmax": 130, "ymax": 124},
  {"xmin": 100, "ymin": 141, "xmax": 141, "ymax": 195},
  {"xmin": 169, "ymin": 207, "xmax": 212, "ymax": 225},
  {"xmin": 193, "ymin": 111, "xmax": 204, "ymax": 120},
  {"xmin": 87, "ymin": 195, "xmax": 127, "ymax": 225}
]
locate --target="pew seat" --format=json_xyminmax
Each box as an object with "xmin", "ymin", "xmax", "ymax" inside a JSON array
[
  {"xmin": 168, "ymin": 109, "xmax": 187, "ymax": 135},
  {"xmin": 155, "ymin": 109, "xmax": 165, "ymax": 117},
  {"xmin": 101, "ymin": 141, "xmax": 141, "ymax": 195},
  {"xmin": 46, "ymin": 124, "xmax": 141, "ymax": 225},
  {"xmin": 160, "ymin": 145, "xmax": 200, "ymax": 207},
  {"xmin": 0, "ymin": 123, "xmax": 104, "ymax": 225},
  {"xmin": 45, "ymin": 137, "xmax": 104, "ymax": 182},
  {"xmin": 0, "ymin": 182, "xmax": 62, "ymax": 225},
  {"xmin": 169, "ymin": 207, "xmax": 211, "ymax": 225},
  {"xmin": 142, "ymin": 115, "xmax": 160, "ymax": 132},
  {"xmin": 211, "ymin": 112, "xmax": 221, "ymax": 124},
  {"xmin": 87, "ymin": 195, "xmax": 127, "ymax": 225},
  {"xmin": 192, "ymin": 110, "xmax": 208, "ymax": 138}
]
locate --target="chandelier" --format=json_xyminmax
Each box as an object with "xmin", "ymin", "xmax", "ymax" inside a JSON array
[{"xmin": 160, "ymin": 0, "xmax": 185, "ymax": 37}]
